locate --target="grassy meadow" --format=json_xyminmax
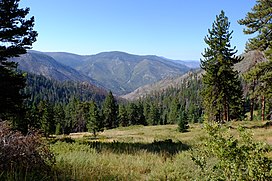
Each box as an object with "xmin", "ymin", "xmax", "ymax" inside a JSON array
[{"xmin": 49, "ymin": 121, "xmax": 272, "ymax": 180}]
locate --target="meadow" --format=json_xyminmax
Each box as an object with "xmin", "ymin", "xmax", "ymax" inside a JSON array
[{"xmin": 50, "ymin": 121, "xmax": 272, "ymax": 180}]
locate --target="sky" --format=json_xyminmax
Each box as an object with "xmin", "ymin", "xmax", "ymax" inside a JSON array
[{"xmin": 20, "ymin": 0, "xmax": 256, "ymax": 60}]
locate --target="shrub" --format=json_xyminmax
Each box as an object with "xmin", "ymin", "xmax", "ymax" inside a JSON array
[
  {"xmin": 0, "ymin": 121, "xmax": 55, "ymax": 180},
  {"xmin": 192, "ymin": 123, "xmax": 272, "ymax": 180}
]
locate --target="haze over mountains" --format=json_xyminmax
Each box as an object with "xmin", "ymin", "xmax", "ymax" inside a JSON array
[{"xmin": 12, "ymin": 50, "xmax": 199, "ymax": 95}]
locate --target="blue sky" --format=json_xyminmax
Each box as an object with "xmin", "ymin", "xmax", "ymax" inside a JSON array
[{"xmin": 20, "ymin": 0, "xmax": 256, "ymax": 60}]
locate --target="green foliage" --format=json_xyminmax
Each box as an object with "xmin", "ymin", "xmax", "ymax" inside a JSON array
[
  {"xmin": 238, "ymin": 0, "xmax": 272, "ymax": 53},
  {"xmin": 102, "ymin": 91, "xmax": 118, "ymax": 129},
  {"xmin": 178, "ymin": 110, "xmax": 189, "ymax": 132},
  {"xmin": 87, "ymin": 101, "xmax": 103, "ymax": 136},
  {"xmin": 192, "ymin": 123, "xmax": 272, "ymax": 180},
  {"xmin": 0, "ymin": 0, "xmax": 37, "ymax": 132},
  {"xmin": 118, "ymin": 104, "xmax": 129, "ymax": 127},
  {"xmin": 201, "ymin": 10, "xmax": 243, "ymax": 122},
  {"xmin": 239, "ymin": 0, "xmax": 272, "ymax": 120},
  {"xmin": 24, "ymin": 73, "xmax": 106, "ymax": 105}
]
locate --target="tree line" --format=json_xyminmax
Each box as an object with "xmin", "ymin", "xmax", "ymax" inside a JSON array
[{"xmin": 19, "ymin": 69, "xmax": 203, "ymax": 135}]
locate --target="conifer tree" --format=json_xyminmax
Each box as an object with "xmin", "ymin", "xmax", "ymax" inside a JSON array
[
  {"xmin": 102, "ymin": 91, "xmax": 118, "ymax": 129},
  {"xmin": 239, "ymin": 0, "xmax": 272, "ymax": 121},
  {"xmin": 87, "ymin": 101, "xmax": 103, "ymax": 136},
  {"xmin": 168, "ymin": 97, "xmax": 180, "ymax": 124},
  {"xmin": 201, "ymin": 10, "xmax": 243, "ymax": 122},
  {"xmin": 127, "ymin": 102, "xmax": 138, "ymax": 125},
  {"xmin": 54, "ymin": 103, "xmax": 65, "ymax": 135},
  {"xmin": 0, "ymin": 0, "xmax": 37, "ymax": 130},
  {"xmin": 178, "ymin": 110, "xmax": 189, "ymax": 132},
  {"xmin": 118, "ymin": 104, "xmax": 129, "ymax": 127},
  {"xmin": 147, "ymin": 103, "xmax": 160, "ymax": 125}
]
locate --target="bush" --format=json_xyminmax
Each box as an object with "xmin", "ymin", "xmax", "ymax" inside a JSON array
[
  {"xmin": 0, "ymin": 121, "xmax": 55, "ymax": 180},
  {"xmin": 192, "ymin": 123, "xmax": 272, "ymax": 180}
]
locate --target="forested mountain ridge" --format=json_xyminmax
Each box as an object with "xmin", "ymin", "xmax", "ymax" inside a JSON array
[
  {"xmin": 11, "ymin": 50, "xmax": 197, "ymax": 95},
  {"xmin": 122, "ymin": 50, "xmax": 267, "ymax": 100},
  {"xmin": 76, "ymin": 51, "xmax": 193, "ymax": 95},
  {"xmin": 10, "ymin": 51, "xmax": 97, "ymax": 84},
  {"xmin": 24, "ymin": 73, "xmax": 108, "ymax": 106}
]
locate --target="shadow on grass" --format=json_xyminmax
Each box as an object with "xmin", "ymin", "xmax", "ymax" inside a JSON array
[{"xmin": 84, "ymin": 139, "xmax": 190, "ymax": 156}]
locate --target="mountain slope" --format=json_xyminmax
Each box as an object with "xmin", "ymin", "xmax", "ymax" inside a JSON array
[
  {"xmin": 11, "ymin": 51, "xmax": 96, "ymax": 83},
  {"xmin": 76, "ymin": 51, "xmax": 192, "ymax": 95},
  {"xmin": 12, "ymin": 51, "xmax": 197, "ymax": 95},
  {"xmin": 122, "ymin": 50, "xmax": 267, "ymax": 100},
  {"xmin": 43, "ymin": 51, "xmax": 89, "ymax": 68}
]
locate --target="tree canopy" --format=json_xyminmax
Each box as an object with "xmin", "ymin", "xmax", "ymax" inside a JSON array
[
  {"xmin": 0, "ymin": 0, "xmax": 37, "ymax": 131},
  {"xmin": 201, "ymin": 10, "xmax": 243, "ymax": 122}
]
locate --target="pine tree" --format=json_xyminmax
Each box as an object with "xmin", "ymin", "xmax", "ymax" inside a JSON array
[
  {"xmin": 118, "ymin": 104, "xmax": 129, "ymax": 127},
  {"xmin": 54, "ymin": 103, "xmax": 65, "ymax": 135},
  {"xmin": 127, "ymin": 102, "xmax": 137, "ymax": 125},
  {"xmin": 87, "ymin": 101, "xmax": 103, "ymax": 137},
  {"xmin": 239, "ymin": 0, "xmax": 272, "ymax": 121},
  {"xmin": 147, "ymin": 103, "xmax": 160, "ymax": 125},
  {"xmin": 0, "ymin": 0, "xmax": 37, "ymax": 131},
  {"xmin": 37, "ymin": 101, "xmax": 54, "ymax": 137},
  {"xmin": 102, "ymin": 91, "xmax": 118, "ymax": 129},
  {"xmin": 168, "ymin": 97, "xmax": 180, "ymax": 124},
  {"xmin": 201, "ymin": 10, "xmax": 243, "ymax": 122},
  {"xmin": 178, "ymin": 110, "xmax": 189, "ymax": 132}
]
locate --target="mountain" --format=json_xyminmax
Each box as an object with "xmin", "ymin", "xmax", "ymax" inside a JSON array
[
  {"xmin": 24, "ymin": 73, "xmax": 108, "ymax": 105},
  {"xmin": 122, "ymin": 50, "xmax": 267, "ymax": 100},
  {"xmin": 44, "ymin": 51, "xmax": 194, "ymax": 95},
  {"xmin": 75, "ymin": 51, "xmax": 192, "ymax": 95},
  {"xmin": 12, "ymin": 50, "xmax": 196, "ymax": 95},
  {"xmin": 11, "ymin": 51, "xmax": 98, "ymax": 84},
  {"xmin": 43, "ymin": 51, "xmax": 89, "ymax": 68}
]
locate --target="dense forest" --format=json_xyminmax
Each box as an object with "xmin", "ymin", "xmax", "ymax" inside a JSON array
[{"xmin": 22, "ymin": 72, "xmax": 202, "ymax": 135}]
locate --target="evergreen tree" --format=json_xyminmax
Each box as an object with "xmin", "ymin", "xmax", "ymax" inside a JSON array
[
  {"xmin": 102, "ymin": 91, "xmax": 118, "ymax": 129},
  {"xmin": 87, "ymin": 101, "xmax": 103, "ymax": 136},
  {"xmin": 127, "ymin": 102, "xmax": 138, "ymax": 125},
  {"xmin": 147, "ymin": 103, "xmax": 160, "ymax": 125},
  {"xmin": 168, "ymin": 97, "xmax": 180, "ymax": 124},
  {"xmin": 178, "ymin": 110, "xmax": 189, "ymax": 132},
  {"xmin": 54, "ymin": 103, "xmax": 65, "ymax": 135},
  {"xmin": 37, "ymin": 101, "xmax": 54, "ymax": 137},
  {"xmin": 118, "ymin": 104, "xmax": 129, "ymax": 127},
  {"xmin": 0, "ymin": 0, "xmax": 37, "ymax": 132},
  {"xmin": 239, "ymin": 0, "xmax": 272, "ymax": 121},
  {"xmin": 201, "ymin": 10, "xmax": 243, "ymax": 122},
  {"xmin": 136, "ymin": 102, "xmax": 147, "ymax": 125}
]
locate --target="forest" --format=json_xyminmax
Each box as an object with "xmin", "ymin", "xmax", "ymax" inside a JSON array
[{"xmin": 1, "ymin": 0, "xmax": 272, "ymax": 180}]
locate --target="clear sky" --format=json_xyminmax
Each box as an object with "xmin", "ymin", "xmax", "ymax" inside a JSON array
[{"xmin": 20, "ymin": 0, "xmax": 256, "ymax": 60}]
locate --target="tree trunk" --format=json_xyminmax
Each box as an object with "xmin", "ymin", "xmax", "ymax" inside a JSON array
[
  {"xmin": 262, "ymin": 95, "xmax": 265, "ymax": 121},
  {"xmin": 223, "ymin": 97, "xmax": 227, "ymax": 122},
  {"xmin": 250, "ymin": 98, "xmax": 254, "ymax": 121},
  {"xmin": 250, "ymin": 79, "xmax": 256, "ymax": 121}
]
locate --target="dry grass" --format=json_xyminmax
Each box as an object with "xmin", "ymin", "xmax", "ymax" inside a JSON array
[{"xmin": 51, "ymin": 121, "xmax": 272, "ymax": 180}]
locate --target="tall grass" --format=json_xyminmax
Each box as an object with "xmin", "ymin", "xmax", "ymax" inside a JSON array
[
  {"xmin": 49, "ymin": 121, "xmax": 272, "ymax": 180},
  {"xmin": 51, "ymin": 141, "xmax": 197, "ymax": 180}
]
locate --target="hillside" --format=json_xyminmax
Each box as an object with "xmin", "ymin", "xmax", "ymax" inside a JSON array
[
  {"xmin": 13, "ymin": 51, "xmax": 197, "ymax": 95},
  {"xmin": 122, "ymin": 50, "xmax": 267, "ymax": 100},
  {"xmin": 24, "ymin": 73, "xmax": 108, "ymax": 105},
  {"xmin": 11, "ymin": 51, "xmax": 96, "ymax": 84},
  {"xmin": 76, "ymin": 52, "xmax": 193, "ymax": 95},
  {"xmin": 52, "ymin": 51, "xmax": 194, "ymax": 95}
]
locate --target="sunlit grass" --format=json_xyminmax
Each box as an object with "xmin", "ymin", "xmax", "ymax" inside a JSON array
[{"xmin": 50, "ymin": 121, "xmax": 272, "ymax": 180}]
